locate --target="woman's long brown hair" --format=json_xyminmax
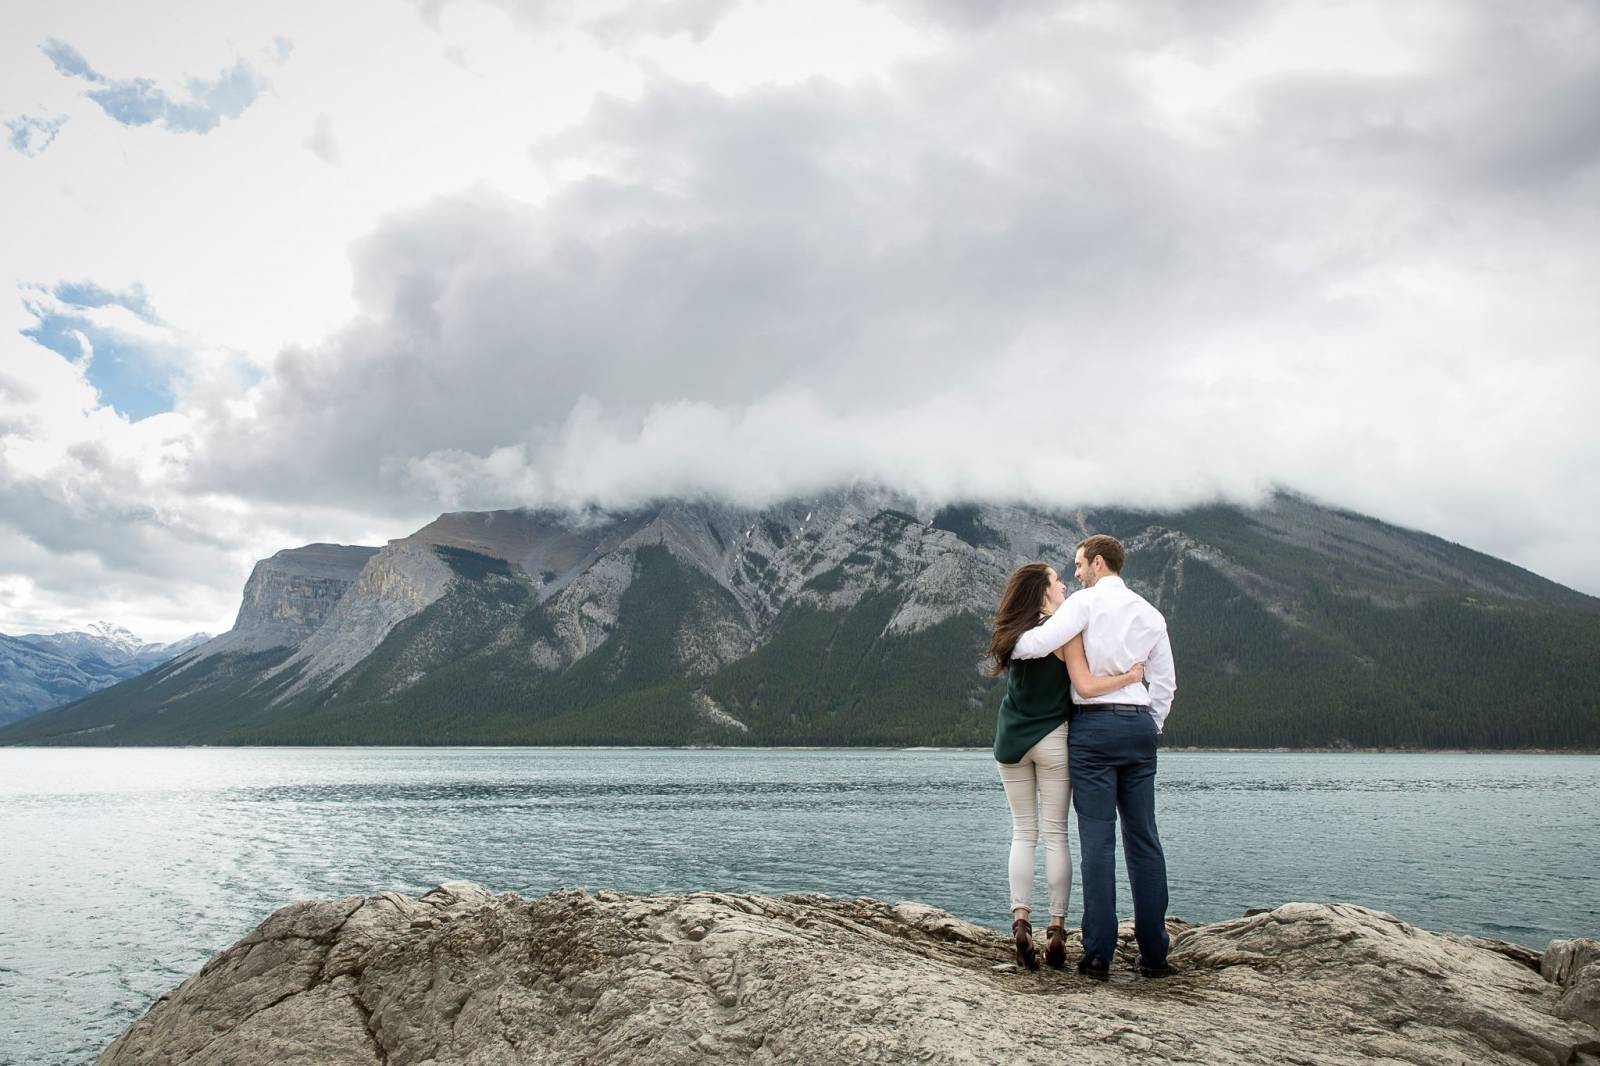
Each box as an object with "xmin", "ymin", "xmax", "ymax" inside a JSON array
[{"xmin": 986, "ymin": 562, "xmax": 1054, "ymax": 676}]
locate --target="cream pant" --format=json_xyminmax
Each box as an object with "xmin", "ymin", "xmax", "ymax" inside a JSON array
[{"xmin": 996, "ymin": 722, "xmax": 1073, "ymax": 918}]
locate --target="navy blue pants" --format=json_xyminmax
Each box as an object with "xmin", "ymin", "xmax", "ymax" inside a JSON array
[{"xmin": 1069, "ymin": 707, "xmax": 1170, "ymax": 966}]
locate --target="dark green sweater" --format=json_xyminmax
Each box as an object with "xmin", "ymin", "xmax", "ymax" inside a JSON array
[{"xmin": 992, "ymin": 653, "xmax": 1070, "ymax": 764}]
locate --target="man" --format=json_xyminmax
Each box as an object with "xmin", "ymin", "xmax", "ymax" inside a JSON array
[{"xmin": 1010, "ymin": 534, "xmax": 1176, "ymax": 979}]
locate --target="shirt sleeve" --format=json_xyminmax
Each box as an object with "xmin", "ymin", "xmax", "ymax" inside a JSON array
[
  {"xmin": 1144, "ymin": 629, "xmax": 1176, "ymax": 733},
  {"xmin": 1011, "ymin": 590, "xmax": 1090, "ymax": 659}
]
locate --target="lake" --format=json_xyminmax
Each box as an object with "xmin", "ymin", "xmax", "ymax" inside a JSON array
[{"xmin": 2, "ymin": 748, "xmax": 1597, "ymax": 1065}]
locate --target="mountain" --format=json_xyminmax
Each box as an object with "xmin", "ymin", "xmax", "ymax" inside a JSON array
[
  {"xmin": 186, "ymin": 543, "xmax": 381, "ymax": 660},
  {"xmin": 0, "ymin": 624, "xmax": 210, "ymax": 726},
  {"xmin": 3, "ymin": 489, "xmax": 1598, "ymax": 748}
]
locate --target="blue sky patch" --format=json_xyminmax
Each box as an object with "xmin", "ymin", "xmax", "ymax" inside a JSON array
[
  {"xmin": 40, "ymin": 37, "xmax": 270, "ymax": 136},
  {"xmin": 40, "ymin": 38, "xmax": 102, "ymax": 82},
  {"xmin": 21, "ymin": 284, "xmax": 177, "ymax": 421},
  {"xmin": 52, "ymin": 280, "xmax": 159, "ymax": 321},
  {"xmin": 5, "ymin": 114, "xmax": 68, "ymax": 157}
]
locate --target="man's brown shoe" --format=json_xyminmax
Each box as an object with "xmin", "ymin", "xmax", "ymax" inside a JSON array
[{"xmin": 1012, "ymin": 918, "xmax": 1039, "ymax": 971}]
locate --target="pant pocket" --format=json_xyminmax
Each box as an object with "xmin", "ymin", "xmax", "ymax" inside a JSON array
[{"xmin": 1141, "ymin": 713, "xmax": 1160, "ymax": 754}]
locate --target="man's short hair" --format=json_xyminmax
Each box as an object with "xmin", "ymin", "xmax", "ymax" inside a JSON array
[{"xmin": 1076, "ymin": 534, "xmax": 1125, "ymax": 574}]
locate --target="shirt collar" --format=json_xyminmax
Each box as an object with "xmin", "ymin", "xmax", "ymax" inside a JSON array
[{"xmin": 1093, "ymin": 575, "xmax": 1127, "ymax": 591}]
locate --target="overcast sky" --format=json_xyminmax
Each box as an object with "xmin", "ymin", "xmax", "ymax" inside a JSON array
[{"xmin": 2, "ymin": 0, "xmax": 1597, "ymax": 640}]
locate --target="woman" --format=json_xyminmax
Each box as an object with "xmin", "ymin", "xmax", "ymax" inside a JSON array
[{"xmin": 989, "ymin": 562, "xmax": 1144, "ymax": 970}]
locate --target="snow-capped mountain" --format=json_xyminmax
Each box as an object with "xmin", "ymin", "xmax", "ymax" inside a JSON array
[{"xmin": 0, "ymin": 625, "xmax": 210, "ymax": 725}]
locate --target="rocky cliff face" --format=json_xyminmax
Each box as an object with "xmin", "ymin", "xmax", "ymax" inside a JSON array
[
  {"xmin": 97, "ymin": 884, "xmax": 1600, "ymax": 1065},
  {"xmin": 269, "ymin": 541, "xmax": 455, "ymax": 699},
  {"xmin": 436, "ymin": 490, "xmax": 1029, "ymax": 675},
  {"xmin": 188, "ymin": 544, "xmax": 379, "ymax": 660}
]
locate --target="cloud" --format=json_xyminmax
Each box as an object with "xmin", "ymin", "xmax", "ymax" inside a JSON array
[
  {"xmin": 394, "ymin": 390, "xmax": 1280, "ymax": 516},
  {"xmin": 0, "ymin": 328, "xmax": 216, "ymax": 632},
  {"xmin": 889, "ymin": 0, "xmax": 1267, "ymax": 36},
  {"xmin": 412, "ymin": 0, "xmax": 738, "ymax": 41},
  {"xmin": 40, "ymin": 37, "xmax": 271, "ymax": 135},
  {"xmin": 5, "ymin": 114, "xmax": 68, "ymax": 157},
  {"xmin": 0, "ymin": 449, "xmax": 375, "ymax": 640},
  {"xmin": 0, "ymin": 313, "xmax": 391, "ymax": 639},
  {"xmin": 1240, "ymin": 27, "xmax": 1600, "ymax": 194},
  {"xmin": 304, "ymin": 113, "xmax": 339, "ymax": 164},
  {"xmin": 4, "ymin": 0, "xmax": 1600, "ymax": 636},
  {"xmin": 0, "ymin": 524, "xmax": 228, "ymax": 641},
  {"xmin": 176, "ymin": 0, "xmax": 1600, "ymax": 598}
]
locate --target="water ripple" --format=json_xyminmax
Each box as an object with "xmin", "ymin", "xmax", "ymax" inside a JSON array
[{"xmin": 1, "ymin": 748, "xmax": 1596, "ymax": 1066}]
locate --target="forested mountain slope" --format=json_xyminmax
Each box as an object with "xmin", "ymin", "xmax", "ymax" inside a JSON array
[{"xmin": 4, "ymin": 490, "xmax": 1596, "ymax": 749}]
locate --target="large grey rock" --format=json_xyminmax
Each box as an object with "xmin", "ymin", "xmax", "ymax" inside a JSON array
[
  {"xmin": 99, "ymin": 888, "xmax": 1600, "ymax": 1066},
  {"xmin": 1545, "ymin": 938, "xmax": 1600, "ymax": 1029}
]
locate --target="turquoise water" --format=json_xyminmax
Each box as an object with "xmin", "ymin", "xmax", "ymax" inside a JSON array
[{"xmin": 2, "ymin": 748, "xmax": 1597, "ymax": 1064}]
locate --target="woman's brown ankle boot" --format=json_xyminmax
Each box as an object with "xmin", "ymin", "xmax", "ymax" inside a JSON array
[
  {"xmin": 1012, "ymin": 917, "xmax": 1039, "ymax": 971},
  {"xmin": 1044, "ymin": 923, "xmax": 1067, "ymax": 969}
]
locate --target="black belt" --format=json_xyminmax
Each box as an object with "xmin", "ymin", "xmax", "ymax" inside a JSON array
[{"xmin": 1074, "ymin": 703, "xmax": 1149, "ymax": 712}]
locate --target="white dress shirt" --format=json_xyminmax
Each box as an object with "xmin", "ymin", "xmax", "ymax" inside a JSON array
[{"xmin": 1011, "ymin": 575, "xmax": 1177, "ymax": 733}]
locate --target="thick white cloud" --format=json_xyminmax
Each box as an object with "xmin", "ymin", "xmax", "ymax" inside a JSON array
[
  {"xmin": 2, "ymin": 0, "xmax": 1598, "ymax": 638},
  {"xmin": 0, "ymin": 324, "xmax": 405, "ymax": 638}
]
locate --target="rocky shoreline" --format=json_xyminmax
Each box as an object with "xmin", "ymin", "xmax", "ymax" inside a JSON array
[{"xmin": 99, "ymin": 883, "xmax": 1600, "ymax": 1065}]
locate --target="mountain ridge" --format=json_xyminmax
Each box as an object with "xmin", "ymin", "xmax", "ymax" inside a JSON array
[
  {"xmin": 0, "ymin": 625, "xmax": 210, "ymax": 726},
  {"xmin": 3, "ymin": 489, "xmax": 1597, "ymax": 748}
]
